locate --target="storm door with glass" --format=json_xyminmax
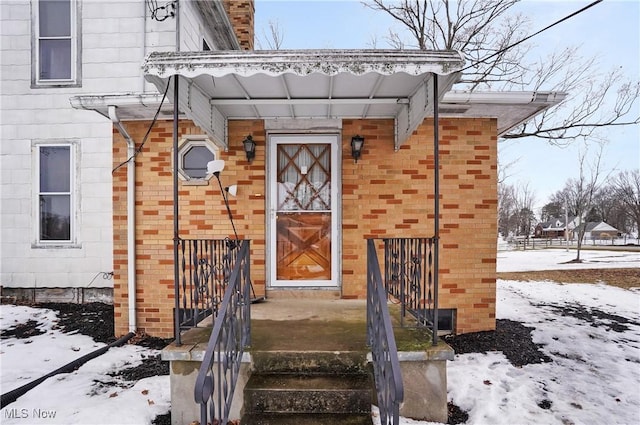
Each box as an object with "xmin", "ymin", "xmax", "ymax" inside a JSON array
[{"xmin": 269, "ymin": 134, "xmax": 339, "ymax": 287}]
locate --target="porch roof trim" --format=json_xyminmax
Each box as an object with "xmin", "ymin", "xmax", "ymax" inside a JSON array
[
  {"xmin": 142, "ymin": 49, "xmax": 465, "ymax": 149},
  {"xmin": 142, "ymin": 49, "xmax": 465, "ymax": 78}
]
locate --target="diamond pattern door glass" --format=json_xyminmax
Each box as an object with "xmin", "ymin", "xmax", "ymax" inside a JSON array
[{"xmin": 276, "ymin": 144, "xmax": 331, "ymax": 280}]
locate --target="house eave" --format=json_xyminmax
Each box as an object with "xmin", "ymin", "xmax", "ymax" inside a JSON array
[
  {"xmin": 70, "ymin": 92, "xmax": 184, "ymax": 121},
  {"xmin": 194, "ymin": 1, "xmax": 241, "ymax": 50},
  {"xmin": 441, "ymin": 90, "xmax": 568, "ymax": 136}
]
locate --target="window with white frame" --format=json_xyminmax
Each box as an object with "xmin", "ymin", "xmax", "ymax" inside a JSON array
[
  {"xmin": 33, "ymin": 0, "xmax": 79, "ymax": 86},
  {"xmin": 38, "ymin": 145, "xmax": 73, "ymax": 242},
  {"xmin": 178, "ymin": 137, "xmax": 218, "ymax": 181}
]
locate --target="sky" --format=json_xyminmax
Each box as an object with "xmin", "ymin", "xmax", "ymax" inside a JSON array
[
  {"xmin": 254, "ymin": 0, "xmax": 640, "ymax": 212},
  {"xmin": 1, "ymin": 248, "xmax": 639, "ymax": 424}
]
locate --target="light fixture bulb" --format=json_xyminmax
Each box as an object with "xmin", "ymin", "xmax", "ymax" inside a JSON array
[
  {"xmin": 206, "ymin": 159, "xmax": 225, "ymax": 176},
  {"xmin": 226, "ymin": 185, "xmax": 238, "ymax": 197}
]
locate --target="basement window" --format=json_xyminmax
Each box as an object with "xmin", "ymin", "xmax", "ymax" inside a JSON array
[
  {"xmin": 409, "ymin": 308, "xmax": 456, "ymax": 335},
  {"xmin": 177, "ymin": 137, "xmax": 218, "ymax": 183},
  {"xmin": 437, "ymin": 309, "xmax": 456, "ymax": 335}
]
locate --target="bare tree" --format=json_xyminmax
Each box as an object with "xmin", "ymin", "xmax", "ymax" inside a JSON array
[
  {"xmin": 256, "ymin": 19, "xmax": 285, "ymax": 50},
  {"xmin": 513, "ymin": 181, "xmax": 536, "ymax": 237},
  {"xmin": 589, "ymin": 185, "xmax": 626, "ymax": 231},
  {"xmin": 365, "ymin": 0, "xmax": 640, "ymax": 145},
  {"xmin": 498, "ymin": 182, "xmax": 516, "ymax": 237},
  {"xmin": 600, "ymin": 193, "xmax": 633, "ymax": 237},
  {"xmin": 613, "ymin": 169, "xmax": 640, "ymax": 241},
  {"xmin": 497, "ymin": 155, "xmax": 519, "ymax": 185},
  {"xmin": 540, "ymin": 201, "xmax": 562, "ymax": 223},
  {"xmin": 561, "ymin": 144, "xmax": 606, "ymax": 261},
  {"xmin": 498, "ymin": 180, "xmax": 535, "ymax": 237}
]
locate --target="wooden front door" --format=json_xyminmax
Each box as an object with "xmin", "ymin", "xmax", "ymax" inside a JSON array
[{"xmin": 268, "ymin": 134, "xmax": 339, "ymax": 287}]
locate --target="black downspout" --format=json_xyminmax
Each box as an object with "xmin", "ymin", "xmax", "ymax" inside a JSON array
[
  {"xmin": 173, "ymin": 75, "xmax": 181, "ymax": 345},
  {"xmin": 432, "ymin": 73, "xmax": 440, "ymax": 346}
]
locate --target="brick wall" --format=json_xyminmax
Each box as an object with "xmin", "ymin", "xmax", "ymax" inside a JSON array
[
  {"xmin": 341, "ymin": 118, "xmax": 497, "ymax": 334},
  {"xmin": 113, "ymin": 117, "xmax": 496, "ymax": 337},
  {"xmin": 223, "ymin": 0, "xmax": 254, "ymax": 50},
  {"xmin": 112, "ymin": 119, "xmax": 266, "ymax": 337}
]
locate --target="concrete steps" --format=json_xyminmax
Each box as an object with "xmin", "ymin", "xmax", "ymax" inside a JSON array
[
  {"xmin": 241, "ymin": 413, "xmax": 373, "ymax": 425},
  {"xmin": 242, "ymin": 351, "xmax": 374, "ymax": 425}
]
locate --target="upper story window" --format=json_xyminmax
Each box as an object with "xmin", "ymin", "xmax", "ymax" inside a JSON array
[
  {"xmin": 178, "ymin": 137, "xmax": 218, "ymax": 183},
  {"xmin": 33, "ymin": 0, "xmax": 80, "ymax": 87},
  {"xmin": 37, "ymin": 144, "xmax": 74, "ymax": 243}
]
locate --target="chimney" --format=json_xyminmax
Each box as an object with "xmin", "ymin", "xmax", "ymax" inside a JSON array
[{"xmin": 223, "ymin": 0, "xmax": 255, "ymax": 50}]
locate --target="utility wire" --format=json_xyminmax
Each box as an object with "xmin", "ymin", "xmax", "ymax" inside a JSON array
[
  {"xmin": 459, "ymin": 0, "xmax": 603, "ymax": 74},
  {"xmin": 112, "ymin": 76, "xmax": 172, "ymax": 174}
]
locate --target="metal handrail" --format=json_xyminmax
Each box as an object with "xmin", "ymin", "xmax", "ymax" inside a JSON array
[
  {"xmin": 175, "ymin": 238, "xmax": 244, "ymax": 343},
  {"xmin": 193, "ymin": 240, "xmax": 251, "ymax": 425},
  {"xmin": 382, "ymin": 237, "xmax": 439, "ymax": 344},
  {"xmin": 366, "ymin": 239, "xmax": 404, "ymax": 425}
]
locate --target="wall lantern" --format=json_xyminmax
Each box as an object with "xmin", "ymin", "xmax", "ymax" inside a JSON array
[
  {"xmin": 243, "ymin": 135, "xmax": 256, "ymax": 163},
  {"xmin": 351, "ymin": 135, "xmax": 365, "ymax": 162}
]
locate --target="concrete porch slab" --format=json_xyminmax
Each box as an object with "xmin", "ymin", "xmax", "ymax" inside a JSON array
[{"xmin": 162, "ymin": 298, "xmax": 454, "ymax": 424}]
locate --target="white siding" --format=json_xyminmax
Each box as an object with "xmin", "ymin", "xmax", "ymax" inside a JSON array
[
  {"xmin": 0, "ymin": 0, "xmax": 179, "ymax": 289},
  {"xmin": 1, "ymin": 0, "xmax": 235, "ymax": 290},
  {"xmin": 181, "ymin": 1, "xmax": 205, "ymax": 51}
]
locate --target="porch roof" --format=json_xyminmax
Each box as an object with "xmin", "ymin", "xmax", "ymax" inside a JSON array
[
  {"xmin": 141, "ymin": 49, "xmax": 465, "ymax": 150},
  {"xmin": 70, "ymin": 49, "xmax": 567, "ymax": 148}
]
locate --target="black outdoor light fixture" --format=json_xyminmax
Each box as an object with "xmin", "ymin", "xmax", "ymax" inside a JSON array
[
  {"xmin": 351, "ymin": 135, "xmax": 364, "ymax": 162},
  {"xmin": 242, "ymin": 135, "xmax": 256, "ymax": 163}
]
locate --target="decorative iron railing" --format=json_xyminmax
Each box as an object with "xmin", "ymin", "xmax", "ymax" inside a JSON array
[
  {"xmin": 382, "ymin": 237, "xmax": 439, "ymax": 344},
  {"xmin": 194, "ymin": 240, "xmax": 251, "ymax": 425},
  {"xmin": 366, "ymin": 239, "xmax": 404, "ymax": 425},
  {"xmin": 174, "ymin": 238, "xmax": 245, "ymax": 344}
]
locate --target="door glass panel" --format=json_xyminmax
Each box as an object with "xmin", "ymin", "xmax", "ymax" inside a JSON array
[
  {"xmin": 276, "ymin": 212, "xmax": 331, "ymax": 280},
  {"xmin": 276, "ymin": 143, "xmax": 331, "ymax": 280}
]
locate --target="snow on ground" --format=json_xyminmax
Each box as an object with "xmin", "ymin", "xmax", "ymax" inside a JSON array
[
  {"xmin": 447, "ymin": 280, "xmax": 640, "ymax": 425},
  {"xmin": 0, "ymin": 306, "xmax": 169, "ymax": 424},
  {"xmin": 1, "ymin": 249, "xmax": 639, "ymax": 424},
  {"xmin": 497, "ymin": 247, "xmax": 640, "ymax": 272},
  {"xmin": 381, "ymin": 248, "xmax": 640, "ymax": 425}
]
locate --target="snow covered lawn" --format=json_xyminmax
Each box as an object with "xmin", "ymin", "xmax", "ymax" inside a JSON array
[
  {"xmin": 1, "ymin": 248, "xmax": 639, "ymax": 424},
  {"xmin": 447, "ymin": 279, "xmax": 640, "ymax": 425},
  {"xmin": 497, "ymin": 247, "xmax": 640, "ymax": 273},
  {"xmin": 0, "ymin": 305, "xmax": 170, "ymax": 424}
]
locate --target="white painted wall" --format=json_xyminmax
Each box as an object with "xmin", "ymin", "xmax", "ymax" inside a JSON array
[{"xmin": 0, "ymin": 0, "xmax": 232, "ymax": 291}]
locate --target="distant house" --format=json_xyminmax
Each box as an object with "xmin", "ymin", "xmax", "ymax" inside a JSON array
[
  {"xmin": 574, "ymin": 222, "xmax": 621, "ymax": 240},
  {"xmin": 534, "ymin": 217, "xmax": 577, "ymax": 238}
]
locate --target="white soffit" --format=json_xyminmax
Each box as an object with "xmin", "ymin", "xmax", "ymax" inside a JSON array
[
  {"xmin": 440, "ymin": 91, "xmax": 568, "ymax": 137},
  {"xmin": 142, "ymin": 49, "xmax": 465, "ymax": 149}
]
